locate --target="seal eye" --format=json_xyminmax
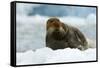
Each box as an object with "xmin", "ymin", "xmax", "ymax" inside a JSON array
[
  {"xmin": 50, "ymin": 20, "xmax": 54, "ymax": 23},
  {"xmin": 56, "ymin": 19, "xmax": 60, "ymax": 22},
  {"xmin": 47, "ymin": 20, "xmax": 54, "ymax": 24}
]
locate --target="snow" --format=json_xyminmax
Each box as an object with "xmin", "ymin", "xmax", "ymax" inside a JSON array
[
  {"xmin": 16, "ymin": 15, "xmax": 96, "ymax": 65},
  {"xmin": 16, "ymin": 14, "xmax": 96, "ymax": 65},
  {"xmin": 17, "ymin": 47, "xmax": 96, "ymax": 65},
  {"xmin": 16, "ymin": 3, "xmax": 97, "ymax": 65},
  {"xmin": 16, "ymin": 15, "xmax": 47, "ymax": 52}
]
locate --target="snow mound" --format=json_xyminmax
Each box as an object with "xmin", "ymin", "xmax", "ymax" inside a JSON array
[{"xmin": 17, "ymin": 47, "xmax": 96, "ymax": 65}]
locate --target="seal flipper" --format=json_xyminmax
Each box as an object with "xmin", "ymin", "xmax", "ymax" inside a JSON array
[{"xmin": 74, "ymin": 28, "xmax": 88, "ymax": 50}]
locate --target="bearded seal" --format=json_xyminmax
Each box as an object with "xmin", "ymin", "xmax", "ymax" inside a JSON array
[{"xmin": 46, "ymin": 17, "xmax": 88, "ymax": 51}]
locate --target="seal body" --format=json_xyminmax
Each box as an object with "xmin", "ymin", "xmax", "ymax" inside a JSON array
[{"xmin": 46, "ymin": 18, "xmax": 88, "ymax": 50}]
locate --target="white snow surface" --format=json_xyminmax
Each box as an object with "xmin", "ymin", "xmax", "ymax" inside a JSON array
[
  {"xmin": 16, "ymin": 14, "xmax": 96, "ymax": 65},
  {"xmin": 17, "ymin": 47, "xmax": 96, "ymax": 65}
]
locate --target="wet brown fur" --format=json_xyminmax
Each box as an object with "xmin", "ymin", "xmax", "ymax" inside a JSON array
[{"xmin": 46, "ymin": 17, "xmax": 88, "ymax": 51}]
